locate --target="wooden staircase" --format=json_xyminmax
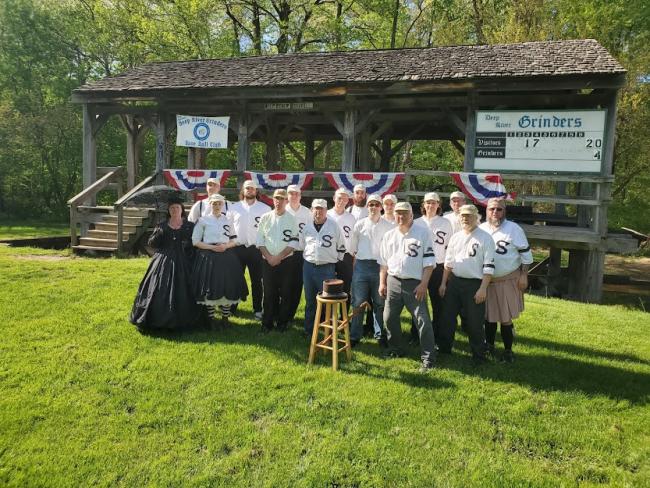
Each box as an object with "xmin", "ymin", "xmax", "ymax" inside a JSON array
[{"xmin": 73, "ymin": 207, "xmax": 154, "ymax": 255}]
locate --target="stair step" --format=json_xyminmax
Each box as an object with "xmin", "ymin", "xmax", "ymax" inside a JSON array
[
  {"xmin": 121, "ymin": 207, "xmax": 153, "ymax": 217},
  {"xmin": 88, "ymin": 230, "xmax": 132, "ymax": 240},
  {"xmin": 79, "ymin": 237, "xmax": 119, "ymax": 248},
  {"xmin": 73, "ymin": 245, "xmax": 118, "ymax": 252},
  {"xmin": 103, "ymin": 215, "xmax": 144, "ymax": 225},
  {"xmin": 94, "ymin": 222, "xmax": 138, "ymax": 233}
]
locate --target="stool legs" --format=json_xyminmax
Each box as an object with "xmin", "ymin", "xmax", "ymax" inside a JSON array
[
  {"xmin": 332, "ymin": 302, "xmax": 339, "ymax": 371},
  {"xmin": 308, "ymin": 299, "xmax": 323, "ymax": 364},
  {"xmin": 342, "ymin": 305, "xmax": 352, "ymax": 361},
  {"xmin": 308, "ymin": 297, "xmax": 353, "ymax": 370}
]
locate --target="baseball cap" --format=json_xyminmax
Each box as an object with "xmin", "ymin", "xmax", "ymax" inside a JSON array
[
  {"xmin": 311, "ymin": 199, "xmax": 328, "ymax": 209},
  {"xmin": 423, "ymin": 192, "xmax": 441, "ymax": 202},
  {"xmin": 208, "ymin": 194, "xmax": 225, "ymax": 203},
  {"xmin": 394, "ymin": 202, "xmax": 412, "ymax": 212},
  {"xmin": 449, "ymin": 191, "xmax": 466, "ymax": 200},
  {"xmin": 206, "ymin": 178, "xmax": 220, "ymax": 186},
  {"xmin": 334, "ymin": 188, "xmax": 350, "ymax": 197},
  {"xmin": 459, "ymin": 204, "xmax": 479, "ymax": 216},
  {"xmin": 382, "ymin": 194, "xmax": 397, "ymax": 204},
  {"xmin": 273, "ymin": 189, "xmax": 288, "ymax": 199},
  {"xmin": 366, "ymin": 194, "xmax": 382, "ymax": 206},
  {"xmin": 353, "ymin": 184, "xmax": 366, "ymax": 192},
  {"xmin": 243, "ymin": 179, "xmax": 257, "ymax": 189},
  {"xmin": 287, "ymin": 184, "xmax": 301, "ymax": 193}
]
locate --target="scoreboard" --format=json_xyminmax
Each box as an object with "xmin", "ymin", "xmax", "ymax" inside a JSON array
[{"xmin": 473, "ymin": 110, "xmax": 607, "ymax": 173}]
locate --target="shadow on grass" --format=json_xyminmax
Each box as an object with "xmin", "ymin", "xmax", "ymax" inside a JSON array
[{"xmin": 138, "ymin": 314, "xmax": 650, "ymax": 404}]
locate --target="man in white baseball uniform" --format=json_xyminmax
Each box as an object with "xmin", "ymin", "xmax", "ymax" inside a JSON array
[
  {"xmin": 382, "ymin": 194, "xmax": 397, "ymax": 224},
  {"xmin": 327, "ymin": 188, "xmax": 357, "ymax": 305},
  {"xmin": 479, "ymin": 197, "xmax": 533, "ymax": 362},
  {"xmin": 188, "ymin": 177, "xmax": 230, "ymax": 223},
  {"xmin": 302, "ymin": 199, "xmax": 346, "ymax": 335},
  {"xmin": 256, "ymin": 189, "xmax": 300, "ymax": 333},
  {"xmin": 348, "ymin": 194, "xmax": 394, "ymax": 345},
  {"xmin": 443, "ymin": 191, "xmax": 467, "ymax": 234},
  {"xmin": 379, "ymin": 201, "xmax": 437, "ymax": 372},
  {"xmin": 439, "ymin": 204, "xmax": 495, "ymax": 365},
  {"xmin": 285, "ymin": 184, "xmax": 312, "ymax": 322},
  {"xmin": 230, "ymin": 179, "xmax": 271, "ymax": 319},
  {"xmin": 348, "ymin": 183, "xmax": 369, "ymax": 220}
]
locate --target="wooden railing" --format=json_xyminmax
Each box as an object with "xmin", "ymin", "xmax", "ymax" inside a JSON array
[
  {"xmin": 113, "ymin": 172, "xmax": 158, "ymax": 253},
  {"xmin": 68, "ymin": 167, "xmax": 125, "ymax": 246}
]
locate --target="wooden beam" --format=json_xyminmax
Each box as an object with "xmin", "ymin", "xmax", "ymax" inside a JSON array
[
  {"xmin": 371, "ymin": 121, "xmax": 392, "ymax": 141},
  {"xmin": 154, "ymin": 114, "xmax": 168, "ymax": 174},
  {"xmin": 450, "ymin": 139, "xmax": 464, "ymax": 156},
  {"xmin": 304, "ymin": 130, "xmax": 315, "ymax": 170},
  {"xmin": 237, "ymin": 112, "xmax": 250, "ymax": 172},
  {"xmin": 445, "ymin": 109, "xmax": 466, "ymax": 137},
  {"xmin": 463, "ymin": 95, "xmax": 477, "ymax": 171},
  {"xmin": 265, "ymin": 116, "xmax": 279, "ymax": 170},
  {"xmin": 358, "ymin": 128, "xmax": 371, "ymax": 170},
  {"xmin": 82, "ymin": 104, "xmax": 97, "ymax": 203},
  {"xmin": 285, "ymin": 141, "xmax": 306, "ymax": 165},
  {"xmin": 325, "ymin": 112, "xmax": 345, "ymax": 135},
  {"xmin": 354, "ymin": 109, "xmax": 378, "ymax": 136},
  {"xmin": 342, "ymin": 108, "xmax": 357, "ymax": 171}
]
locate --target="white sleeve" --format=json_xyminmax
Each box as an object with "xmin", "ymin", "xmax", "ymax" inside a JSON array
[
  {"xmin": 188, "ymin": 201, "xmax": 201, "ymax": 223},
  {"xmin": 444, "ymin": 236, "xmax": 455, "ymax": 269},
  {"xmin": 255, "ymin": 214, "xmax": 267, "ymax": 248},
  {"xmin": 421, "ymin": 230, "xmax": 436, "ymax": 268},
  {"xmin": 349, "ymin": 221, "xmax": 362, "ymax": 256},
  {"xmin": 483, "ymin": 235, "xmax": 496, "ymax": 275},
  {"xmin": 378, "ymin": 233, "xmax": 389, "ymax": 267},
  {"xmin": 192, "ymin": 218, "xmax": 205, "ymax": 245},
  {"xmin": 513, "ymin": 225, "xmax": 533, "ymax": 265}
]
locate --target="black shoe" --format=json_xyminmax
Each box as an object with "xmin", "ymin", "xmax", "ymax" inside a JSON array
[
  {"xmin": 382, "ymin": 350, "xmax": 402, "ymax": 359},
  {"xmin": 277, "ymin": 323, "xmax": 288, "ymax": 332},
  {"xmin": 500, "ymin": 350, "xmax": 515, "ymax": 363},
  {"xmin": 485, "ymin": 344, "xmax": 496, "ymax": 359},
  {"xmin": 350, "ymin": 339, "xmax": 360, "ymax": 348},
  {"xmin": 408, "ymin": 337, "xmax": 420, "ymax": 346},
  {"xmin": 209, "ymin": 317, "xmax": 222, "ymax": 331},
  {"xmin": 471, "ymin": 355, "xmax": 487, "ymax": 367},
  {"xmin": 438, "ymin": 347, "xmax": 452, "ymax": 355},
  {"xmin": 418, "ymin": 361, "xmax": 436, "ymax": 373},
  {"xmin": 261, "ymin": 326, "xmax": 272, "ymax": 334},
  {"xmin": 221, "ymin": 317, "xmax": 231, "ymax": 329}
]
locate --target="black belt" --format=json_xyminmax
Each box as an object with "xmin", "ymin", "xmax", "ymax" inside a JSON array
[
  {"xmin": 389, "ymin": 275, "xmax": 418, "ymax": 282},
  {"xmin": 452, "ymin": 275, "xmax": 481, "ymax": 282}
]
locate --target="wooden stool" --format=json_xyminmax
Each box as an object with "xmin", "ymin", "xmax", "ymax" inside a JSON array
[{"xmin": 308, "ymin": 295, "xmax": 352, "ymax": 371}]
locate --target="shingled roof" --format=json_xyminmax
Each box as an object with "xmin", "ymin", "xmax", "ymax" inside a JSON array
[{"xmin": 75, "ymin": 39, "xmax": 625, "ymax": 96}]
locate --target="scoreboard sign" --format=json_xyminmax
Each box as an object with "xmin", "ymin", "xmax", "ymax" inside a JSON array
[{"xmin": 473, "ymin": 110, "xmax": 607, "ymax": 173}]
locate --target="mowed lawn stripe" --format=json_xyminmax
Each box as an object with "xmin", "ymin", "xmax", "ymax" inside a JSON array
[{"xmin": 0, "ymin": 246, "xmax": 648, "ymax": 487}]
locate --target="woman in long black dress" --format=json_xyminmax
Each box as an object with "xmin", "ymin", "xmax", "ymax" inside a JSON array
[
  {"xmin": 130, "ymin": 198, "xmax": 199, "ymax": 331},
  {"xmin": 192, "ymin": 194, "xmax": 248, "ymax": 329}
]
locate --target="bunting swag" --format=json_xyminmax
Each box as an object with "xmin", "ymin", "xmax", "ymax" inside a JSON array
[
  {"xmin": 450, "ymin": 172, "xmax": 516, "ymax": 206},
  {"xmin": 244, "ymin": 171, "xmax": 315, "ymax": 205},
  {"xmin": 163, "ymin": 169, "xmax": 231, "ymax": 192},
  {"xmin": 324, "ymin": 172, "xmax": 404, "ymax": 196}
]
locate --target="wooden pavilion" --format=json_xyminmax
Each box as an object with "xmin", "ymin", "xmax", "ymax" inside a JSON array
[{"xmin": 69, "ymin": 38, "xmax": 633, "ymax": 302}]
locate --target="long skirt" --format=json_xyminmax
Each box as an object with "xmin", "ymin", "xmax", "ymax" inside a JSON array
[
  {"xmin": 485, "ymin": 270, "xmax": 525, "ymax": 323},
  {"xmin": 192, "ymin": 248, "xmax": 248, "ymax": 307}
]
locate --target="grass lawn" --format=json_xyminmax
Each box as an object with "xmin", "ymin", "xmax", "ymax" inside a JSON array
[
  {"xmin": 0, "ymin": 245, "xmax": 648, "ymax": 487},
  {"xmin": 0, "ymin": 219, "xmax": 68, "ymax": 240}
]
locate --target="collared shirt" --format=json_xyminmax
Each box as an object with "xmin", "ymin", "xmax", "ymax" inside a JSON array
[
  {"xmin": 256, "ymin": 210, "xmax": 299, "ymax": 257},
  {"xmin": 192, "ymin": 214, "xmax": 237, "ymax": 246},
  {"xmin": 327, "ymin": 208, "xmax": 356, "ymax": 253},
  {"xmin": 348, "ymin": 204, "xmax": 369, "ymax": 221},
  {"xmin": 382, "ymin": 215, "xmax": 397, "ymax": 226},
  {"xmin": 379, "ymin": 223, "xmax": 436, "ymax": 280},
  {"xmin": 414, "ymin": 215, "xmax": 453, "ymax": 265},
  {"xmin": 286, "ymin": 203, "xmax": 312, "ymax": 252},
  {"xmin": 443, "ymin": 210, "xmax": 463, "ymax": 234},
  {"xmin": 445, "ymin": 227, "xmax": 496, "ymax": 279},
  {"xmin": 303, "ymin": 218, "xmax": 345, "ymax": 265},
  {"xmin": 350, "ymin": 216, "xmax": 394, "ymax": 262},
  {"xmin": 479, "ymin": 219, "xmax": 533, "ymax": 278},
  {"xmin": 187, "ymin": 197, "xmax": 231, "ymax": 223},
  {"xmin": 230, "ymin": 199, "xmax": 271, "ymax": 247}
]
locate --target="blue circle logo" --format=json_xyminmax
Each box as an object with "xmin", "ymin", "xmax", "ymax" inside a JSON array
[{"xmin": 193, "ymin": 122, "xmax": 210, "ymax": 141}]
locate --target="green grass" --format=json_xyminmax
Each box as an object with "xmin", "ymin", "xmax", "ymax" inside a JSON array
[
  {"xmin": 1, "ymin": 246, "xmax": 648, "ymax": 487},
  {"xmin": 0, "ymin": 219, "xmax": 68, "ymax": 240}
]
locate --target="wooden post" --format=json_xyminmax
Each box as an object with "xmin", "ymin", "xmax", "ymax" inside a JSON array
[
  {"xmin": 187, "ymin": 147, "xmax": 196, "ymax": 169},
  {"xmin": 380, "ymin": 136, "xmax": 391, "ymax": 171},
  {"xmin": 265, "ymin": 117, "xmax": 280, "ymax": 170},
  {"xmin": 304, "ymin": 130, "xmax": 315, "ymax": 170},
  {"xmin": 237, "ymin": 112, "xmax": 250, "ymax": 172},
  {"xmin": 155, "ymin": 114, "xmax": 168, "ymax": 178},
  {"xmin": 358, "ymin": 128, "xmax": 371, "ymax": 171},
  {"xmin": 342, "ymin": 108, "xmax": 357, "ymax": 172},
  {"xmin": 463, "ymin": 96, "xmax": 477, "ymax": 171},
  {"xmin": 123, "ymin": 115, "xmax": 146, "ymax": 189},
  {"xmin": 82, "ymin": 104, "xmax": 97, "ymax": 202}
]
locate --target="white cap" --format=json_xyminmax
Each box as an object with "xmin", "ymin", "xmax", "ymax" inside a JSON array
[
  {"xmin": 449, "ymin": 191, "xmax": 466, "ymax": 200},
  {"xmin": 206, "ymin": 178, "xmax": 220, "ymax": 186},
  {"xmin": 311, "ymin": 199, "xmax": 328, "ymax": 209},
  {"xmin": 395, "ymin": 202, "xmax": 412, "ymax": 212},
  {"xmin": 287, "ymin": 184, "xmax": 301, "ymax": 193},
  {"xmin": 334, "ymin": 188, "xmax": 350, "ymax": 197},
  {"xmin": 459, "ymin": 204, "xmax": 479, "ymax": 216},
  {"xmin": 208, "ymin": 194, "xmax": 225, "ymax": 203},
  {"xmin": 353, "ymin": 184, "xmax": 366, "ymax": 193},
  {"xmin": 382, "ymin": 194, "xmax": 397, "ymax": 203},
  {"xmin": 423, "ymin": 192, "xmax": 441, "ymax": 202},
  {"xmin": 366, "ymin": 194, "xmax": 382, "ymax": 205},
  {"xmin": 243, "ymin": 179, "xmax": 257, "ymax": 189}
]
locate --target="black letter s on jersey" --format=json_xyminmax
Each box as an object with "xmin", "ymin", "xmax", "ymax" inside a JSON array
[
  {"xmin": 468, "ymin": 242, "xmax": 479, "ymax": 257},
  {"xmin": 321, "ymin": 235, "xmax": 333, "ymax": 248},
  {"xmin": 496, "ymin": 240, "xmax": 510, "ymax": 255}
]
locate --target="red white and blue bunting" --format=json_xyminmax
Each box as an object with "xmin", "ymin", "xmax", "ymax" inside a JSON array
[
  {"xmin": 244, "ymin": 171, "xmax": 315, "ymax": 205},
  {"xmin": 163, "ymin": 169, "xmax": 231, "ymax": 191},
  {"xmin": 450, "ymin": 172, "xmax": 516, "ymax": 207},
  {"xmin": 324, "ymin": 172, "xmax": 404, "ymax": 196}
]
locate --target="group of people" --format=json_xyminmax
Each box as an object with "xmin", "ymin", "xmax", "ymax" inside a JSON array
[{"xmin": 130, "ymin": 177, "xmax": 532, "ymax": 372}]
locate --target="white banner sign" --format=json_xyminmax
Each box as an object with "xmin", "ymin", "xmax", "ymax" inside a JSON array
[
  {"xmin": 176, "ymin": 115, "xmax": 230, "ymax": 149},
  {"xmin": 473, "ymin": 110, "xmax": 606, "ymax": 173}
]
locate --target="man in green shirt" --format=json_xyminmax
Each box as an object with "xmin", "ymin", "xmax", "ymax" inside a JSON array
[{"xmin": 256, "ymin": 189, "xmax": 300, "ymax": 332}]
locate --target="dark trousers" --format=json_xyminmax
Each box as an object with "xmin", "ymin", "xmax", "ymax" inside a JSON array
[
  {"xmin": 410, "ymin": 264, "xmax": 445, "ymax": 342},
  {"xmin": 335, "ymin": 252, "xmax": 354, "ymax": 306},
  {"xmin": 234, "ymin": 245, "xmax": 264, "ymax": 313},
  {"xmin": 261, "ymin": 258, "xmax": 293, "ymax": 330},
  {"xmin": 439, "ymin": 275, "xmax": 487, "ymax": 358},
  {"xmin": 285, "ymin": 251, "xmax": 304, "ymax": 321}
]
